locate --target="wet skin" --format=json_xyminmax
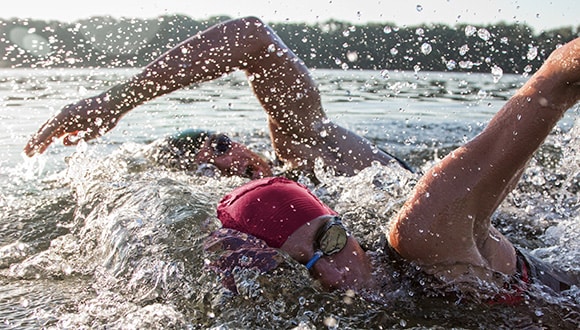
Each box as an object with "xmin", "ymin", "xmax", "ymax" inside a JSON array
[
  {"xmin": 193, "ymin": 135, "xmax": 273, "ymax": 180},
  {"xmin": 281, "ymin": 215, "xmax": 376, "ymax": 291}
]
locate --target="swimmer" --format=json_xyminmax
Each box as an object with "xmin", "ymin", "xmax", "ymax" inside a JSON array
[
  {"xmin": 150, "ymin": 127, "xmax": 411, "ymax": 180},
  {"xmin": 150, "ymin": 128, "xmax": 273, "ymax": 179},
  {"xmin": 216, "ymin": 37, "xmax": 580, "ymax": 300},
  {"xmin": 23, "ymin": 17, "xmax": 411, "ymax": 178}
]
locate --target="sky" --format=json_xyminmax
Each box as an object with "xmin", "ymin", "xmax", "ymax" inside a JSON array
[{"xmin": 1, "ymin": 0, "xmax": 578, "ymax": 32}]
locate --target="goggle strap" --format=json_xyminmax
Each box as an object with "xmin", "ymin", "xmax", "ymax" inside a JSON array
[{"xmin": 305, "ymin": 250, "xmax": 324, "ymax": 270}]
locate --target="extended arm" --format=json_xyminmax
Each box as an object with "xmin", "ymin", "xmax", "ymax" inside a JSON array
[
  {"xmin": 24, "ymin": 17, "xmax": 403, "ymax": 175},
  {"xmin": 389, "ymin": 38, "xmax": 580, "ymax": 275},
  {"xmin": 24, "ymin": 17, "xmax": 272, "ymax": 156}
]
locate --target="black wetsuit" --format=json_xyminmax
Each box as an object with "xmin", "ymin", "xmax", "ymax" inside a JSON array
[{"xmin": 516, "ymin": 248, "xmax": 579, "ymax": 293}]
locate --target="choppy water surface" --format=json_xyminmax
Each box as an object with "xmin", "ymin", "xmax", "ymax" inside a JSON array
[{"xmin": 0, "ymin": 68, "xmax": 578, "ymax": 329}]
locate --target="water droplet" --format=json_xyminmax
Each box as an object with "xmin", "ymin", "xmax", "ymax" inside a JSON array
[
  {"xmin": 346, "ymin": 51, "xmax": 358, "ymax": 62},
  {"xmin": 383, "ymin": 26, "xmax": 392, "ymax": 34},
  {"xmin": 415, "ymin": 28, "xmax": 425, "ymax": 36},
  {"xmin": 459, "ymin": 44, "xmax": 469, "ymax": 56},
  {"xmin": 380, "ymin": 69, "xmax": 389, "ymax": 79},
  {"xmin": 390, "ymin": 47, "xmax": 399, "ymax": 55},
  {"xmin": 491, "ymin": 65, "xmax": 503, "ymax": 83},
  {"xmin": 477, "ymin": 28, "xmax": 491, "ymax": 41},
  {"xmin": 446, "ymin": 59, "xmax": 457, "ymax": 70},
  {"xmin": 527, "ymin": 46, "xmax": 538, "ymax": 60},
  {"xmin": 489, "ymin": 232, "xmax": 500, "ymax": 242},
  {"xmin": 416, "ymin": 4, "xmax": 423, "ymax": 12},
  {"xmin": 267, "ymin": 44, "xmax": 276, "ymax": 53},
  {"xmin": 420, "ymin": 43, "xmax": 432, "ymax": 55},
  {"xmin": 465, "ymin": 25, "xmax": 477, "ymax": 37},
  {"xmin": 342, "ymin": 29, "xmax": 350, "ymax": 37},
  {"xmin": 459, "ymin": 60, "xmax": 473, "ymax": 69}
]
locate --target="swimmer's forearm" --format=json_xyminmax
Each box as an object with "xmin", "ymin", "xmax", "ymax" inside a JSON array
[
  {"xmin": 102, "ymin": 81, "xmax": 146, "ymax": 115},
  {"xmin": 100, "ymin": 17, "xmax": 276, "ymax": 116},
  {"xmin": 100, "ymin": 66, "xmax": 187, "ymax": 115}
]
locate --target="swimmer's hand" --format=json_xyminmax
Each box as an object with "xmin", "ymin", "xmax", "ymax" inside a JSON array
[{"xmin": 24, "ymin": 95, "xmax": 122, "ymax": 157}]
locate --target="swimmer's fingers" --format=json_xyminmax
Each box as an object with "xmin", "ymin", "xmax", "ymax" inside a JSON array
[
  {"xmin": 24, "ymin": 96, "xmax": 121, "ymax": 157},
  {"xmin": 24, "ymin": 112, "xmax": 70, "ymax": 157}
]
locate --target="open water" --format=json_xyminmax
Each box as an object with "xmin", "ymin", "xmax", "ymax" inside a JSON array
[{"xmin": 0, "ymin": 68, "xmax": 578, "ymax": 329}]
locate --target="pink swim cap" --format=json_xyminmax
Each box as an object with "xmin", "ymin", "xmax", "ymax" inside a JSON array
[{"xmin": 217, "ymin": 177, "xmax": 336, "ymax": 248}]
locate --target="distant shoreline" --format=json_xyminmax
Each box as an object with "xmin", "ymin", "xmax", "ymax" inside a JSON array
[{"xmin": 1, "ymin": 15, "xmax": 578, "ymax": 74}]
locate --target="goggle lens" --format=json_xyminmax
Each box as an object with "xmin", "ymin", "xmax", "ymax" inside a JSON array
[{"xmin": 211, "ymin": 134, "xmax": 232, "ymax": 154}]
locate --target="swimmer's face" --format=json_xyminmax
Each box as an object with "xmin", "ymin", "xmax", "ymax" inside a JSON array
[
  {"xmin": 194, "ymin": 133, "xmax": 273, "ymax": 180},
  {"xmin": 281, "ymin": 215, "xmax": 375, "ymax": 291}
]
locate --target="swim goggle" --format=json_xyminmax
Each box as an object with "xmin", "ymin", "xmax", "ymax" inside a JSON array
[
  {"xmin": 209, "ymin": 133, "xmax": 232, "ymax": 155},
  {"xmin": 305, "ymin": 216, "xmax": 349, "ymax": 270}
]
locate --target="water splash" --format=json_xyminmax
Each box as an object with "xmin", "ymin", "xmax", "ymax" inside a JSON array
[{"xmin": 1, "ymin": 70, "xmax": 578, "ymax": 329}]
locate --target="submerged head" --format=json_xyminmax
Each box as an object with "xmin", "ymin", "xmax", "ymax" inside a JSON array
[
  {"xmin": 159, "ymin": 129, "xmax": 272, "ymax": 179},
  {"xmin": 217, "ymin": 177, "xmax": 374, "ymax": 291}
]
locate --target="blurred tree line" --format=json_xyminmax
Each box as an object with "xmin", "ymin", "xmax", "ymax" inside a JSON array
[{"xmin": 0, "ymin": 14, "xmax": 577, "ymax": 74}]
